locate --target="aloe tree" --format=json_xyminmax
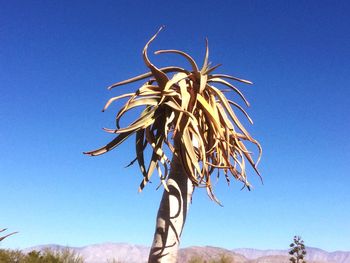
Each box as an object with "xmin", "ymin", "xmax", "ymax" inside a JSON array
[{"xmin": 85, "ymin": 27, "xmax": 261, "ymax": 262}]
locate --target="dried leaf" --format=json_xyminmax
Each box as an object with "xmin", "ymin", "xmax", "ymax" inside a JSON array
[{"xmin": 86, "ymin": 28, "xmax": 262, "ymax": 203}]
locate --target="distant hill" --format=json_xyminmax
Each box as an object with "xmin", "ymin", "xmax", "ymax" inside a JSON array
[
  {"xmin": 23, "ymin": 243, "xmax": 350, "ymax": 263},
  {"xmin": 233, "ymin": 247, "xmax": 350, "ymax": 263},
  {"xmin": 178, "ymin": 246, "xmax": 247, "ymax": 263}
]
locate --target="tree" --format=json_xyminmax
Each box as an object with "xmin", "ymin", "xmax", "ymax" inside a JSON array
[
  {"xmin": 85, "ymin": 26, "xmax": 261, "ymax": 262},
  {"xmin": 289, "ymin": 236, "xmax": 307, "ymax": 263}
]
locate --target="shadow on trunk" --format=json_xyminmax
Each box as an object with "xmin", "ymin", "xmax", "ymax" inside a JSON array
[{"xmin": 148, "ymin": 154, "xmax": 194, "ymax": 262}]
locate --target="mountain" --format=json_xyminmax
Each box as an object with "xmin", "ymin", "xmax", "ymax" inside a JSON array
[
  {"xmin": 233, "ymin": 248, "xmax": 287, "ymax": 259},
  {"xmin": 233, "ymin": 247, "xmax": 350, "ymax": 263},
  {"xmin": 23, "ymin": 243, "xmax": 350, "ymax": 263},
  {"xmin": 178, "ymin": 246, "xmax": 247, "ymax": 263},
  {"xmin": 79, "ymin": 243, "xmax": 149, "ymax": 263},
  {"xmin": 24, "ymin": 243, "xmax": 149, "ymax": 263}
]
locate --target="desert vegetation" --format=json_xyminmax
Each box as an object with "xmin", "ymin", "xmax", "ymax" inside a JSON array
[
  {"xmin": 289, "ymin": 236, "xmax": 307, "ymax": 263},
  {"xmin": 188, "ymin": 254, "xmax": 236, "ymax": 263},
  {"xmin": 86, "ymin": 26, "xmax": 261, "ymax": 262},
  {"xmin": 0, "ymin": 248, "xmax": 83, "ymax": 263}
]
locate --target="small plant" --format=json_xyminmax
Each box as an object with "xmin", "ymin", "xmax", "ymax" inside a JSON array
[{"xmin": 289, "ymin": 235, "xmax": 307, "ymax": 263}]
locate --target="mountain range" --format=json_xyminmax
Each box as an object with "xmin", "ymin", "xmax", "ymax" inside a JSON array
[{"xmin": 24, "ymin": 243, "xmax": 350, "ymax": 263}]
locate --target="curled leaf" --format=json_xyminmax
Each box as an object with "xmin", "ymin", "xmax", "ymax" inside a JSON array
[{"xmin": 85, "ymin": 27, "xmax": 262, "ymax": 204}]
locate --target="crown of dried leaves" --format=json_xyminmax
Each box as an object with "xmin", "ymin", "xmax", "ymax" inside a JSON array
[{"xmin": 85, "ymin": 27, "xmax": 262, "ymax": 203}]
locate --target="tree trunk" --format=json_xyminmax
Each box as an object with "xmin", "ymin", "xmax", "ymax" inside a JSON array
[{"xmin": 148, "ymin": 152, "xmax": 194, "ymax": 262}]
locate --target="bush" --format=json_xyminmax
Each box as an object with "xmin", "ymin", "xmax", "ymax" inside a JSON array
[
  {"xmin": 188, "ymin": 254, "xmax": 235, "ymax": 263},
  {"xmin": 0, "ymin": 248, "xmax": 83, "ymax": 263},
  {"xmin": 0, "ymin": 249, "xmax": 25, "ymax": 263}
]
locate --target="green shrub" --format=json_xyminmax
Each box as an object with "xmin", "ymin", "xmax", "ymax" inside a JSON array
[
  {"xmin": 188, "ymin": 255, "xmax": 204, "ymax": 263},
  {"xmin": 107, "ymin": 259, "xmax": 124, "ymax": 263},
  {"xmin": 0, "ymin": 248, "xmax": 83, "ymax": 263},
  {"xmin": 0, "ymin": 249, "xmax": 25, "ymax": 263},
  {"xmin": 188, "ymin": 253, "xmax": 235, "ymax": 263}
]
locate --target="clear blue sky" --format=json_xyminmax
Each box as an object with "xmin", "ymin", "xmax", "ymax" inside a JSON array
[{"xmin": 1, "ymin": 0, "xmax": 349, "ymax": 252}]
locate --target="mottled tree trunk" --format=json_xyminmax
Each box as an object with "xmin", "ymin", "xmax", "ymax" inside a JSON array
[{"xmin": 148, "ymin": 152, "xmax": 194, "ymax": 262}]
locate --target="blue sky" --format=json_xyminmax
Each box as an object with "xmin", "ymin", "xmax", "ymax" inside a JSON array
[{"xmin": 1, "ymin": 0, "xmax": 350, "ymax": 252}]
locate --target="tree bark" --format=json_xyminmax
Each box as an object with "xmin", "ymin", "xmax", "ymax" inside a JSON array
[{"xmin": 148, "ymin": 152, "xmax": 194, "ymax": 262}]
